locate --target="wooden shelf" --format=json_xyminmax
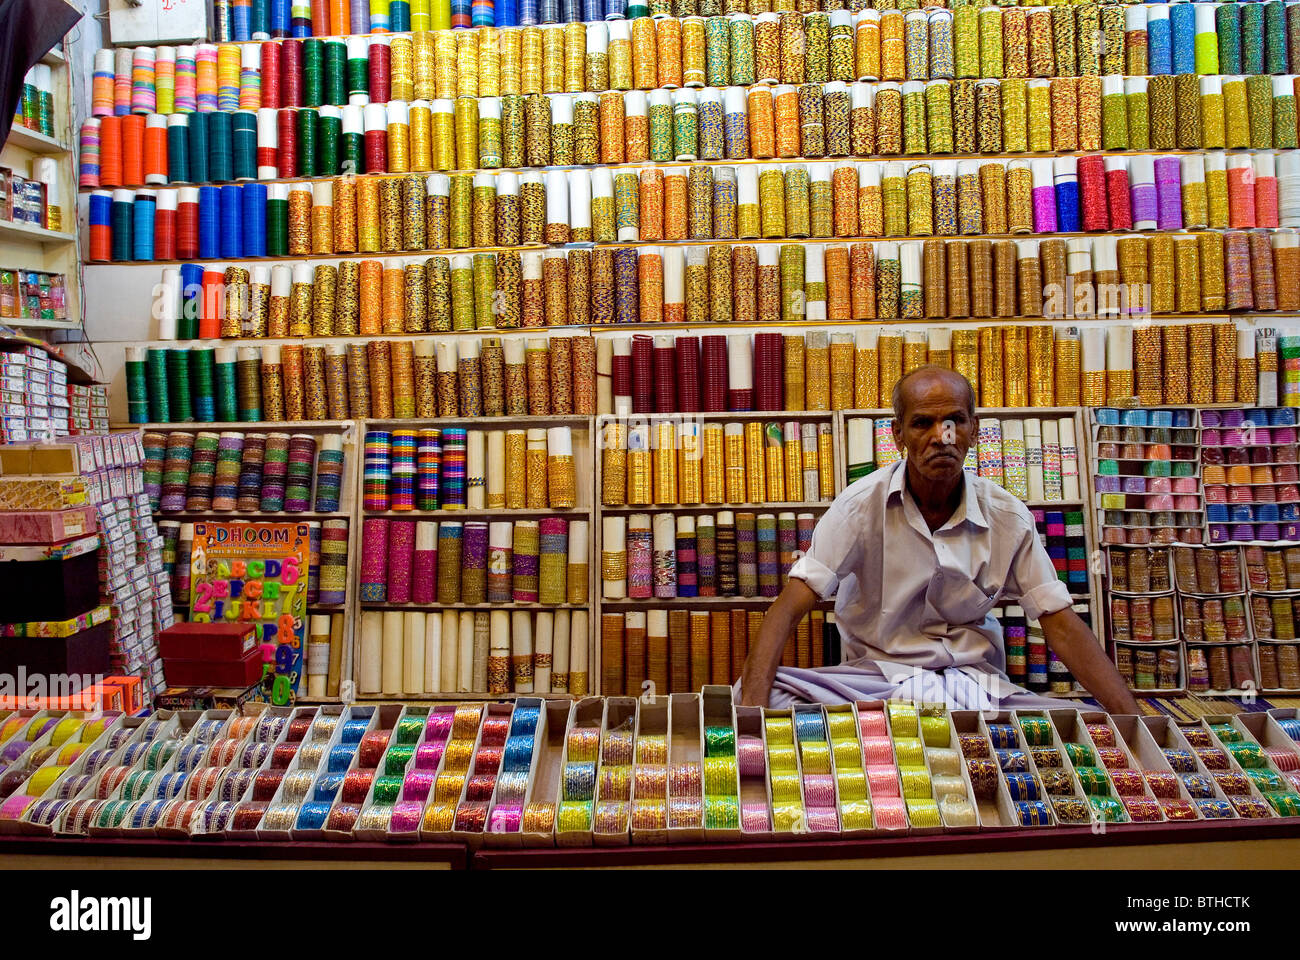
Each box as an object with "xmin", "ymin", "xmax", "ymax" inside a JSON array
[
  {"xmin": 156, "ymin": 510, "xmax": 350, "ymax": 520},
  {"xmin": 116, "ymin": 420, "xmax": 355, "ymax": 430},
  {"xmin": 41, "ymin": 44, "xmax": 65, "ymax": 66},
  {"xmin": 4, "ymin": 124, "xmax": 68, "ymax": 155},
  {"xmin": 362, "ymin": 507, "xmax": 589, "ymax": 518},
  {"xmin": 599, "ymin": 596, "xmax": 808, "ymax": 607},
  {"xmin": 3, "ymin": 315, "xmax": 78, "ymax": 330},
  {"xmin": 351, "ymin": 691, "xmax": 577, "ymax": 701},
  {"xmin": 360, "ymin": 601, "xmax": 590, "ymax": 610},
  {"xmin": 0, "ymin": 219, "xmax": 75, "ymax": 246},
  {"xmin": 365, "ymin": 415, "xmax": 591, "ymax": 429},
  {"xmin": 598, "ymin": 501, "xmax": 831, "ymax": 513}
]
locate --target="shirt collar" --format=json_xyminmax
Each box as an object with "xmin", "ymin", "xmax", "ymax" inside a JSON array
[{"xmin": 887, "ymin": 459, "xmax": 989, "ymax": 531}]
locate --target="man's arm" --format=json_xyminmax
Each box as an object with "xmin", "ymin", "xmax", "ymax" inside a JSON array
[
  {"xmin": 738, "ymin": 579, "xmax": 819, "ymax": 707},
  {"xmin": 1038, "ymin": 607, "xmax": 1141, "ymax": 715}
]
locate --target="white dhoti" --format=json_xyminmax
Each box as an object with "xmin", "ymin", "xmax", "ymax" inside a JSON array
[{"xmin": 736, "ymin": 661, "xmax": 1078, "ymax": 711}]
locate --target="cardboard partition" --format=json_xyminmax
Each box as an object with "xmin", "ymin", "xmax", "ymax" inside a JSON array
[
  {"xmin": 1186, "ymin": 715, "xmax": 1280, "ymax": 818},
  {"xmin": 791, "ymin": 703, "xmax": 842, "ymax": 837},
  {"xmin": 1227, "ymin": 712, "xmax": 1300, "ymax": 818},
  {"xmin": 19, "ymin": 712, "xmax": 149, "ymax": 837},
  {"xmin": 1112, "ymin": 714, "xmax": 1201, "ymax": 818},
  {"xmin": 92, "ymin": 708, "xmax": 229, "ymax": 840},
  {"xmin": 292, "ymin": 703, "xmax": 384, "ymax": 841},
  {"xmin": 6, "ymin": 711, "xmax": 126, "ymax": 836},
  {"xmin": 854, "ymin": 699, "xmax": 908, "ymax": 833},
  {"xmin": 948, "ymin": 710, "xmax": 1011, "ymax": 829},
  {"xmin": 700, "ymin": 685, "xmax": 743, "ymax": 843},
  {"xmin": 1139, "ymin": 715, "xmax": 1240, "ymax": 817},
  {"xmin": 984, "ymin": 710, "xmax": 1058, "ymax": 828},
  {"xmin": 1013, "ymin": 709, "xmax": 1096, "ymax": 827},
  {"xmin": 630, "ymin": 696, "xmax": 671, "ymax": 846},
  {"xmin": 551, "ymin": 696, "xmax": 603, "ymax": 849},
  {"xmin": 592, "ymin": 696, "xmax": 636, "ymax": 847},
  {"xmin": 350, "ymin": 704, "xmax": 429, "ymax": 843},
  {"xmin": 479, "ymin": 697, "xmax": 545, "ymax": 849},
  {"xmin": 451, "ymin": 701, "xmax": 516, "ymax": 849},
  {"xmin": 419, "ymin": 702, "xmax": 487, "ymax": 843},
  {"xmin": 221, "ymin": 705, "xmax": 320, "ymax": 841},
  {"xmin": 734, "ymin": 704, "xmax": 774, "ymax": 838},
  {"xmin": 520, "ymin": 699, "xmax": 573, "ymax": 849},
  {"xmin": 761, "ymin": 706, "xmax": 805, "ymax": 842},
  {"xmin": 667, "ymin": 692, "xmax": 704, "ymax": 844},
  {"xmin": 922, "ymin": 708, "xmax": 982, "ymax": 832},
  {"xmin": 823, "ymin": 702, "xmax": 875, "ymax": 837},
  {"xmin": 256, "ymin": 704, "xmax": 369, "ymax": 842}
]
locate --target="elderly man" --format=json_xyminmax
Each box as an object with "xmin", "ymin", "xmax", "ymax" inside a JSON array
[{"xmin": 739, "ymin": 365, "xmax": 1139, "ymax": 714}]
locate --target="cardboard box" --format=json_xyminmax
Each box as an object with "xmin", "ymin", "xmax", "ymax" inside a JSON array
[
  {"xmin": 163, "ymin": 648, "xmax": 265, "ymax": 688},
  {"xmin": 152, "ymin": 683, "xmax": 261, "ymax": 712},
  {"xmin": 157, "ymin": 622, "xmax": 257, "ymax": 662},
  {"xmin": 0, "ymin": 505, "xmax": 95, "ymax": 543},
  {"xmin": 0, "ymin": 620, "xmax": 112, "ymax": 679},
  {"xmin": 0, "ymin": 536, "xmax": 100, "ymax": 622}
]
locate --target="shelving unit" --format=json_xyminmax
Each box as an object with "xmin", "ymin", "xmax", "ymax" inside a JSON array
[
  {"xmin": 2, "ymin": 33, "xmax": 80, "ymax": 330},
  {"xmin": 348, "ymin": 415, "xmax": 598, "ymax": 701},
  {"xmin": 143, "ymin": 419, "xmax": 359, "ymax": 704}
]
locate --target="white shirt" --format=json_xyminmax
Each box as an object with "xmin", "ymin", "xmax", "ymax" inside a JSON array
[{"xmin": 789, "ymin": 459, "xmax": 1073, "ymax": 679}]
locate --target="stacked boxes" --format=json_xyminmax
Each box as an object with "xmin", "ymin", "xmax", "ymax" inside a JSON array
[
  {"xmin": 0, "ymin": 270, "xmax": 67, "ymax": 323},
  {"xmin": 0, "ymin": 346, "xmax": 68, "ymax": 443},
  {"xmin": 67, "ymin": 384, "xmax": 109, "ymax": 436},
  {"xmin": 2, "ymin": 433, "xmax": 174, "ymax": 703}
]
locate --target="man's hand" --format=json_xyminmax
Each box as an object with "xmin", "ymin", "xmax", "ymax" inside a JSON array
[
  {"xmin": 738, "ymin": 580, "xmax": 818, "ymax": 707},
  {"xmin": 1039, "ymin": 607, "xmax": 1141, "ymax": 715}
]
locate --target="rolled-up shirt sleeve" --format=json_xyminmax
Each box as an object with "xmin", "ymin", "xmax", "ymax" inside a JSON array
[
  {"xmin": 1005, "ymin": 523, "xmax": 1073, "ymax": 621},
  {"xmin": 787, "ymin": 496, "xmax": 864, "ymax": 600}
]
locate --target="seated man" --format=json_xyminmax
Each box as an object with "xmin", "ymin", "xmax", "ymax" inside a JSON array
[{"xmin": 739, "ymin": 365, "xmax": 1139, "ymax": 715}]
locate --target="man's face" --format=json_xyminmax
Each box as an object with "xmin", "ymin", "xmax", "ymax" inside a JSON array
[{"xmin": 891, "ymin": 376, "xmax": 976, "ymax": 487}]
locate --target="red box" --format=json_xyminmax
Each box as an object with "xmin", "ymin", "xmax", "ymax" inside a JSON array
[
  {"xmin": 163, "ymin": 649, "xmax": 265, "ymax": 688},
  {"xmin": 158, "ymin": 622, "xmax": 258, "ymax": 662}
]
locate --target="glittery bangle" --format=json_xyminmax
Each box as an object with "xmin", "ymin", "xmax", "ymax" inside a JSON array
[
  {"xmin": 800, "ymin": 741, "xmax": 832, "ymax": 774},
  {"xmin": 667, "ymin": 796, "xmax": 703, "ymax": 829},
  {"xmin": 563, "ymin": 761, "xmax": 597, "ymax": 802},
  {"xmin": 261, "ymin": 801, "xmax": 299, "ymax": 830},
  {"xmin": 327, "ymin": 745, "xmax": 356, "ymax": 773},
  {"xmin": 890, "ymin": 738, "xmax": 924, "ymax": 767},
  {"xmin": 297, "ymin": 742, "xmax": 326, "ymax": 768},
  {"xmin": 480, "ymin": 716, "xmax": 511, "ymax": 748},
  {"xmin": 703, "ymin": 757, "xmax": 737, "ymax": 796},
  {"xmin": 601, "ymin": 729, "xmax": 635, "ymax": 766},
  {"xmin": 566, "ymin": 726, "xmax": 601, "ymax": 763},
  {"xmin": 1051, "ymin": 796, "xmax": 1090, "ymax": 824},
  {"xmin": 415, "ymin": 742, "xmax": 446, "ymax": 771},
  {"xmin": 522, "ymin": 801, "xmax": 555, "ymax": 833},
  {"xmin": 422, "ymin": 802, "xmax": 457, "ymax": 832},
  {"xmin": 270, "ymin": 744, "xmax": 299, "ymax": 770},
  {"xmin": 452, "ymin": 706, "xmax": 483, "ymax": 740},
  {"xmin": 765, "ymin": 717, "xmax": 794, "ymax": 745},
  {"xmin": 704, "ymin": 725, "xmax": 736, "ymax": 757},
  {"xmin": 957, "ymin": 734, "xmax": 990, "ymax": 759},
  {"xmin": 1030, "ymin": 747, "xmax": 1061, "ymax": 769},
  {"xmin": 359, "ymin": 729, "xmax": 392, "ymax": 767},
  {"xmin": 339, "ymin": 719, "xmax": 370, "ymax": 744},
  {"xmin": 425, "ymin": 711, "xmax": 455, "ymax": 741},
  {"xmin": 279, "ymin": 768, "xmax": 316, "ymax": 803},
  {"xmin": 1064, "ymin": 742, "xmax": 1095, "ymax": 767},
  {"xmin": 966, "ymin": 758, "xmax": 999, "ymax": 800},
  {"xmin": 220, "ymin": 770, "xmax": 256, "ymax": 803},
  {"xmin": 1038, "ymin": 769, "xmax": 1074, "ymax": 797},
  {"xmin": 557, "ymin": 799, "xmax": 593, "ymax": 832},
  {"xmin": 442, "ymin": 739, "xmax": 475, "ymax": 774},
  {"xmin": 669, "ymin": 762, "xmax": 702, "ymax": 798},
  {"xmin": 397, "ymin": 770, "xmax": 433, "ymax": 804}
]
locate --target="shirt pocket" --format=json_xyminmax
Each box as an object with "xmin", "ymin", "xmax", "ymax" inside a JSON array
[{"xmin": 927, "ymin": 568, "xmax": 999, "ymax": 625}]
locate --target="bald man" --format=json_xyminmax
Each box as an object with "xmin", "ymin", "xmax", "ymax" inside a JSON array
[{"xmin": 739, "ymin": 365, "xmax": 1139, "ymax": 714}]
